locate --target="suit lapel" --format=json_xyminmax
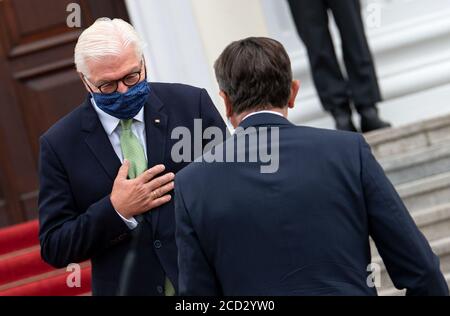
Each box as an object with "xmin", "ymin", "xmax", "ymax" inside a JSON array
[
  {"xmin": 82, "ymin": 99, "xmax": 122, "ymax": 182},
  {"xmin": 143, "ymin": 89, "xmax": 168, "ymax": 237}
]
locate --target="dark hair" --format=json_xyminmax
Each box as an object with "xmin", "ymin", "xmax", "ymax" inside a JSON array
[{"xmin": 214, "ymin": 37, "xmax": 293, "ymax": 115}]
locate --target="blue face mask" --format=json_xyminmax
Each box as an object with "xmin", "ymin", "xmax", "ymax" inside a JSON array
[{"xmin": 91, "ymin": 80, "xmax": 150, "ymax": 120}]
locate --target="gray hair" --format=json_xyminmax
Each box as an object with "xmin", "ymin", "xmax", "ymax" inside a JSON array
[{"xmin": 74, "ymin": 18, "xmax": 144, "ymax": 76}]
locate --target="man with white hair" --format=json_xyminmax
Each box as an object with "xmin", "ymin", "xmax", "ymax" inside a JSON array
[{"xmin": 38, "ymin": 18, "xmax": 227, "ymax": 296}]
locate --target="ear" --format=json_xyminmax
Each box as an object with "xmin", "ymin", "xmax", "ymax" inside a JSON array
[
  {"xmin": 219, "ymin": 90, "xmax": 233, "ymax": 118},
  {"xmin": 288, "ymin": 80, "xmax": 300, "ymax": 109},
  {"xmin": 79, "ymin": 72, "xmax": 91, "ymax": 92}
]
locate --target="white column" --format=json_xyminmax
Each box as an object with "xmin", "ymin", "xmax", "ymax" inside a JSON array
[{"xmin": 125, "ymin": 0, "xmax": 214, "ymax": 97}]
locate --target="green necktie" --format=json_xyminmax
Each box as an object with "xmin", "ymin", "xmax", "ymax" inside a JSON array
[
  {"xmin": 119, "ymin": 119, "xmax": 176, "ymax": 296},
  {"xmin": 120, "ymin": 119, "xmax": 147, "ymax": 179}
]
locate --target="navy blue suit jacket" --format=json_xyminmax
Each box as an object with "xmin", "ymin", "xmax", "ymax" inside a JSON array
[
  {"xmin": 38, "ymin": 82, "xmax": 227, "ymax": 296},
  {"xmin": 175, "ymin": 113, "xmax": 449, "ymax": 296}
]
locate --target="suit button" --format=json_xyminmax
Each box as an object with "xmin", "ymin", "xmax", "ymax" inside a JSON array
[
  {"xmin": 154, "ymin": 240, "xmax": 162, "ymax": 249},
  {"xmin": 156, "ymin": 285, "xmax": 164, "ymax": 294}
]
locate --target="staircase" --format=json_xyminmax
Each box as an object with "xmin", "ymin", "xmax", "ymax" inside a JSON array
[
  {"xmin": 365, "ymin": 113, "xmax": 450, "ymax": 295},
  {"xmin": 0, "ymin": 220, "xmax": 91, "ymax": 296}
]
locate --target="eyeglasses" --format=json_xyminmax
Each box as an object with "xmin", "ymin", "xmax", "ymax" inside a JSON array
[{"xmin": 83, "ymin": 59, "xmax": 146, "ymax": 94}]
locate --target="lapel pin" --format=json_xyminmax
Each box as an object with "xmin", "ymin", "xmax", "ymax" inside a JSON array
[{"xmin": 154, "ymin": 119, "xmax": 161, "ymax": 124}]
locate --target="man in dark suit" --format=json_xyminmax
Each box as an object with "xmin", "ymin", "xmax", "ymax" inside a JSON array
[
  {"xmin": 287, "ymin": 0, "xmax": 391, "ymax": 132},
  {"xmin": 38, "ymin": 18, "xmax": 226, "ymax": 296},
  {"xmin": 174, "ymin": 37, "xmax": 449, "ymax": 296}
]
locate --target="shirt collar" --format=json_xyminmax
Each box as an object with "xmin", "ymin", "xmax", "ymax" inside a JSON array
[
  {"xmin": 91, "ymin": 97, "xmax": 145, "ymax": 135},
  {"xmin": 241, "ymin": 110, "xmax": 284, "ymax": 123}
]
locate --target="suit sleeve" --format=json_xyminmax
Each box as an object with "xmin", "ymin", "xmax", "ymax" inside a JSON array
[
  {"xmin": 38, "ymin": 135, "xmax": 131, "ymax": 268},
  {"xmin": 359, "ymin": 135, "xmax": 449, "ymax": 296},
  {"xmin": 174, "ymin": 176, "xmax": 222, "ymax": 296}
]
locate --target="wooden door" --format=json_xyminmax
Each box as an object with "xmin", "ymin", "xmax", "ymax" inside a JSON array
[{"xmin": 0, "ymin": 0, "xmax": 129, "ymax": 227}]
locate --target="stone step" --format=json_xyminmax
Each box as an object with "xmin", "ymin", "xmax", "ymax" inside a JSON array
[
  {"xmin": 380, "ymin": 142, "xmax": 450, "ymax": 186},
  {"xmin": 364, "ymin": 113, "xmax": 450, "ymax": 160},
  {"xmin": 372, "ymin": 236, "xmax": 450, "ymax": 294},
  {"xmin": 370, "ymin": 202, "xmax": 450, "ymax": 259},
  {"xmin": 412, "ymin": 202, "xmax": 450, "ymax": 242},
  {"xmin": 396, "ymin": 171, "xmax": 450, "ymax": 212}
]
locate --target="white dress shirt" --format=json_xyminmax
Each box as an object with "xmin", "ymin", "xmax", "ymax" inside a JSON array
[
  {"xmin": 241, "ymin": 110, "xmax": 285, "ymax": 122},
  {"xmin": 91, "ymin": 98, "xmax": 147, "ymax": 230},
  {"xmin": 228, "ymin": 110, "xmax": 285, "ymax": 134}
]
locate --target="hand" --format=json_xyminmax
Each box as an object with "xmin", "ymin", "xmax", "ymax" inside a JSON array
[{"xmin": 110, "ymin": 160, "xmax": 175, "ymax": 219}]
